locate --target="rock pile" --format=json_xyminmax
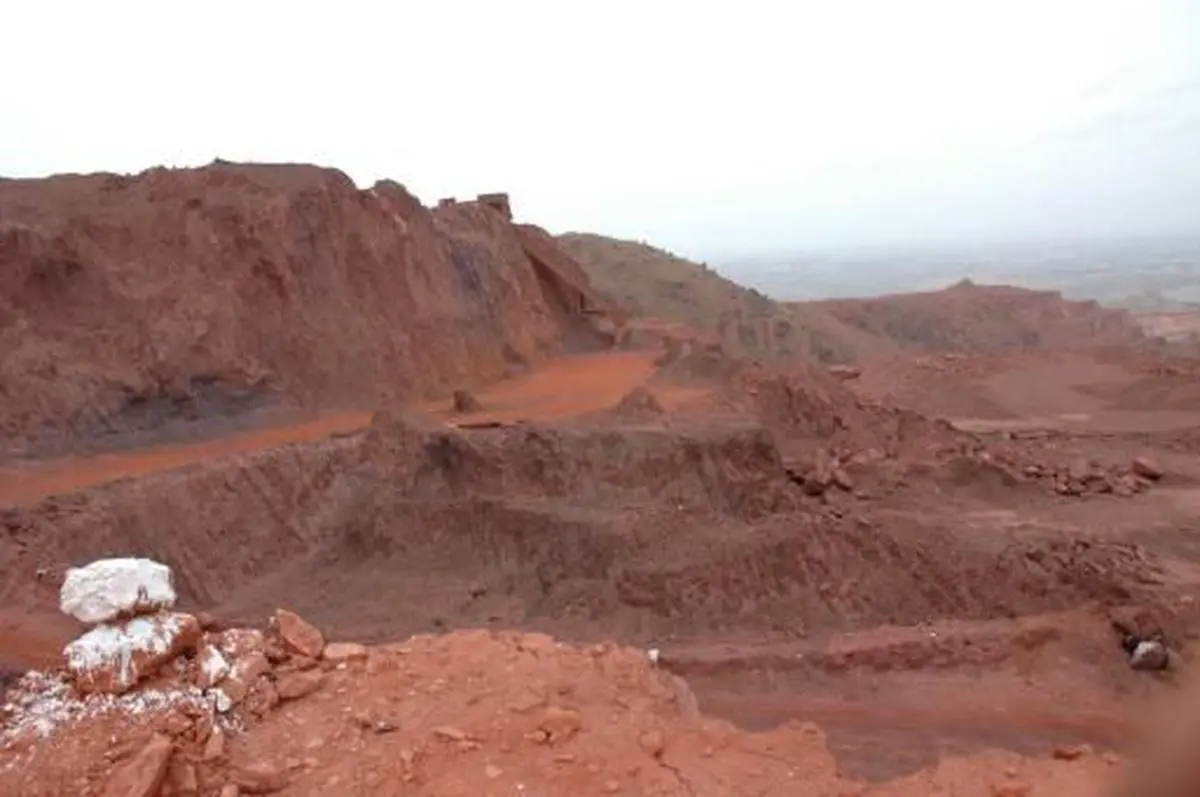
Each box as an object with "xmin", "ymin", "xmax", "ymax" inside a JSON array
[
  {"xmin": 2, "ymin": 557, "xmax": 350, "ymax": 795},
  {"xmin": 1022, "ymin": 455, "xmax": 1163, "ymax": 498},
  {"xmin": 451, "ymin": 389, "xmax": 484, "ymax": 413},
  {"xmin": 60, "ymin": 558, "xmax": 200, "ymax": 695}
]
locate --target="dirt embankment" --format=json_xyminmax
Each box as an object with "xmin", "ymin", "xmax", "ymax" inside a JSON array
[
  {"xmin": 1, "ymin": 374, "xmax": 1165, "ymax": 656},
  {"xmin": 0, "ymin": 602, "xmax": 1118, "ymax": 797},
  {"xmin": 558, "ymin": 232, "xmax": 888, "ymax": 364},
  {"xmin": 560, "ymin": 234, "xmax": 1153, "ymax": 367},
  {"xmin": 0, "ymin": 163, "xmax": 616, "ymax": 457},
  {"xmin": 807, "ymin": 280, "xmax": 1147, "ymax": 353}
]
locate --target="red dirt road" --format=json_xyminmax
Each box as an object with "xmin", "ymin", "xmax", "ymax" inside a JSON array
[
  {"xmin": 0, "ymin": 351, "xmax": 668, "ymax": 507},
  {"xmin": 0, "ymin": 413, "xmax": 374, "ymax": 508}
]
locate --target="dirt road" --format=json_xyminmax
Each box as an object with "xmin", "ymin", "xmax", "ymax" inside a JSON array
[{"xmin": 0, "ymin": 351, "xmax": 666, "ymax": 508}]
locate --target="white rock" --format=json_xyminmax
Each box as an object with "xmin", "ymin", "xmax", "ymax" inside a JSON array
[
  {"xmin": 64, "ymin": 612, "xmax": 200, "ymax": 695},
  {"xmin": 196, "ymin": 643, "xmax": 231, "ymax": 689},
  {"xmin": 647, "ymin": 648, "xmax": 661, "ymax": 665},
  {"xmin": 1131, "ymin": 640, "xmax": 1169, "ymax": 671},
  {"xmin": 211, "ymin": 688, "xmax": 233, "ymax": 713},
  {"xmin": 59, "ymin": 558, "xmax": 177, "ymax": 625}
]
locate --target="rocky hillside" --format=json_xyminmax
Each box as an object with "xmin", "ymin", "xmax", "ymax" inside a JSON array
[
  {"xmin": 560, "ymin": 234, "xmax": 1150, "ymax": 361},
  {"xmin": 0, "ymin": 164, "xmax": 617, "ymax": 454},
  {"xmin": 558, "ymin": 233, "xmax": 886, "ymax": 364},
  {"xmin": 808, "ymin": 279, "xmax": 1148, "ymax": 352}
]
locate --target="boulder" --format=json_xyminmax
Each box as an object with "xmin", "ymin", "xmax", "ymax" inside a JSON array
[
  {"xmin": 220, "ymin": 652, "xmax": 272, "ymax": 705},
  {"xmin": 1131, "ymin": 456, "xmax": 1164, "ymax": 481},
  {"xmin": 65, "ymin": 612, "xmax": 201, "ymax": 694},
  {"xmin": 60, "ymin": 558, "xmax": 176, "ymax": 625},
  {"xmin": 1130, "ymin": 640, "xmax": 1169, "ymax": 671},
  {"xmin": 277, "ymin": 669, "xmax": 325, "ymax": 701},
  {"xmin": 273, "ymin": 609, "xmax": 325, "ymax": 659}
]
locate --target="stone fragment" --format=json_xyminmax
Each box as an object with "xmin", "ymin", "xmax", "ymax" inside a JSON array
[
  {"xmin": 195, "ymin": 611, "xmax": 223, "ymax": 631},
  {"xmin": 263, "ymin": 638, "xmax": 290, "ymax": 664},
  {"xmin": 102, "ymin": 732, "xmax": 174, "ymax": 797},
  {"xmin": 433, "ymin": 726, "xmax": 468, "ymax": 742},
  {"xmin": 61, "ymin": 558, "xmax": 176, "ymax": 625},
  {"xmin": 1131, "ymin": 640, "xmax": 1169, "ymax": 671},
  {"xmin": 322, "ymin": 642, "xmax": 368, "ymax": 663},
  {"xmin": 1132, "ymin": 456, "xmax": 1164, "ymax": 480},
  {"xmin": 277, "ymin": 669, "xmax": 325, "ymax": 701},
  {"xmin": 66, "ymin": 612, "xmax": 201, "ymax": 695},
  {"xmin": 195, "ymin": 642, "xmax": 231, "ymax": 689},
  {"xmin": 273, "ymin": 609, "xmax": 325, "ymax": 658},
  {"xmin": 538, "ymin": 706, "xmax": 582, "ymax": 744},
  {"xmin": 233, "ymin": 761, "xmax": 289, "ymax": 794},
  {"xmin": 242, "ymin": 676, "xmax": 280, "ymax": 718},
  {"xmin": 212, "ymin": 688, "xmax": 234, "ymax": 714},
  {"xmin": 991, "ymin": 781, "xmax": 1031, "ymax": 797},
  {"xmin": 223, "ymin": 652, "xmax": 271, "ymax": 705},
  {"xmin": 1052, "ymin": 744, "xmax": 1092, "ymax": 761},
  {"xmin": 216, "ymin": 629, "xmax": 266, "ymax": 660},
  {"xmin": 203, "ymin": 726, "xmax": 226, "ymax": 762}
]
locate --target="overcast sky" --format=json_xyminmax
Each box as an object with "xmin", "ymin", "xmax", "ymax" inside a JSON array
[{"xmin": 3, "ymin": 0, "xmax": 1198, "ymax": 259}]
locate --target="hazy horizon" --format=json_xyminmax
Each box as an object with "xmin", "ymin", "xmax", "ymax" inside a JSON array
[{"xmin": 4, "ymin": 1, "xmax": 1198, "ymax": 262}]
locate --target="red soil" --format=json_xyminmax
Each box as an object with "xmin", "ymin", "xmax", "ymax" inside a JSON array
[
  {"xmin": 4, "ymin": 164, "xmax": 1200, "ymax": 795},
  {"xmin": 0, "ymin": 163, "xmax": 618, "ymax": 456},
  {"xmin": 0, "ymin": 351, "xmax": 694, "ymax": 508}
]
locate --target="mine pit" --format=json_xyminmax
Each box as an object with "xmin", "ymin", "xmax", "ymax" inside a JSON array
[{"xmin": 3, "ymin": 162, "xmax": 1199, "ymax": 795}]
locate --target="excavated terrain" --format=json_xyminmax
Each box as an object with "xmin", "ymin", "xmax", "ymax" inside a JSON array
[
  {"xmin": 4, "ymin": 162, "xmax": 1200, "ymax": 794},
  {"xmin": 0, "ymin": 164, "xmax": 618, "ymax": 458}
]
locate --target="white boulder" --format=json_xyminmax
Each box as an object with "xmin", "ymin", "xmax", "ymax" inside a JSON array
[
  {"xmin": 1131, "ymin": 639, "xmax": 1169, "ymax": 671},
  {"xmin": 59, "ymin": 558, "xmax": 177, "ymax": 625}
]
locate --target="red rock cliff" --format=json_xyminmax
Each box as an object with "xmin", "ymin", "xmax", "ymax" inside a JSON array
[{"xmin": 0, "ymin": 162, "xmax": 616, "ymax": 451}]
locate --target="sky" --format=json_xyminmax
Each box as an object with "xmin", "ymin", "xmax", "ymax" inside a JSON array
[{"xmin": 3, "ymin": 0, "xmax": 1199, "ymax": 260}]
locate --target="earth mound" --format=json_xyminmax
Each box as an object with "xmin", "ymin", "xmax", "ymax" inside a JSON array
[
  {"xmin": 558, "ymin": 232, "xmax": 887, "ymax": 363},
  {"xmin": 1, "ymin": 391, "xmax": 1165, "ymax": 654},
  {"xmin": 0, "ymin": 164, "xmax": 617, "ymax": 456},
  {"xmin": 808, "ymin": 281, "xmax": 1147, "ymax": 353},
  {"xmin": 559, "ymin": 233, "xmax": 1150, "ymax": 366}
]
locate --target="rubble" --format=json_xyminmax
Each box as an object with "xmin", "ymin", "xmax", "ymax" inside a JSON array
[{"xmin": 2, "ymin": 557, "xmax": 347, "ymax": 794}]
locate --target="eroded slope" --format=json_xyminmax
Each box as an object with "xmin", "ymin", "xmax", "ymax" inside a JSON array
[{"xmin": 0, "ymin": 164, "xmax": 615, "ymax": 455}]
